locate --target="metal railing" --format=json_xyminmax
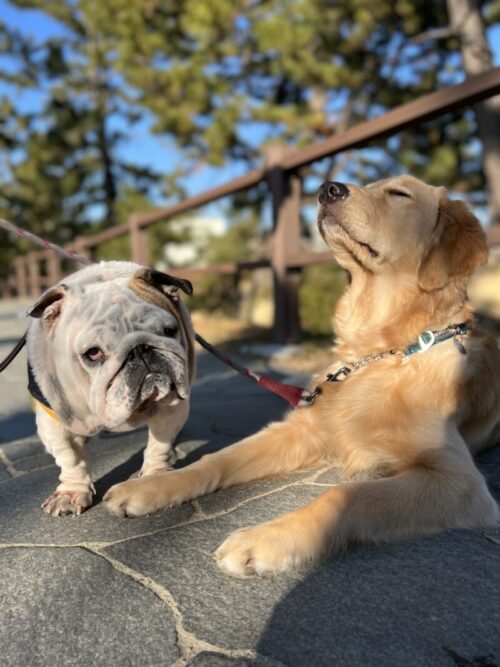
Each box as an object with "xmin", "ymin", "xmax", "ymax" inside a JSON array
[{"xmin": 2, "ymin": 68, "xmax": 500, "ymax": 341}]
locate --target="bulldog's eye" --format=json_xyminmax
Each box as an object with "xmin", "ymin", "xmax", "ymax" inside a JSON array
[
  {"xmin": 83, "ymin": 347, "xmax": 105, "ymax": 363},
  {"xmin": 387, "ymin": 188, "xmax": 412, "ymax": 198},
  {"xmin": 163, "ymin": 326, "xmax": 178, "ymax": 338}
]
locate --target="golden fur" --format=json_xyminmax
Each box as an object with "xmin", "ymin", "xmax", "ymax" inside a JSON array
[{"xmin": 104, "ymin": 175, "xmax": 500, "ymax": 577}]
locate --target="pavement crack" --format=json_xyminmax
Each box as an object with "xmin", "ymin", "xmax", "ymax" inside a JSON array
[
  {"xmin": 190, "ymin": 499, "xmax": 207, "ymax": 519},
  {"xmin": 83, "ymin": 546, "xmax": 259, "ymax": 666},
  {"xmin": 0, "ymin": 449, "xmax": 19, "ymax": 478},
  {"xmin": 0, "ymin": 466, "xmax": 339, "ymax": 553},
  {"xmin": 0, "ymin": 541, "xmax": 114, "ymax": 550},
  {"xmin": 98, "ymin": 475, "xmax": 316, "ymax": 548}
]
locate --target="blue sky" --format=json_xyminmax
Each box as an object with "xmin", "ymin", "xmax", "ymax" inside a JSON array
[{"xmin": 1, "ymin": 0, "xmax": 499, "ymax": 222}]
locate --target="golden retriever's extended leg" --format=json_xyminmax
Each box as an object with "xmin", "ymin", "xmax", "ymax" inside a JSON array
[
  {"xmin": 215, "ymin": 437, "xmax": 499, "ymax": 577},
  {"xmin": 104, "ymin": 408, "xmax": 326, "ymax": 517}
]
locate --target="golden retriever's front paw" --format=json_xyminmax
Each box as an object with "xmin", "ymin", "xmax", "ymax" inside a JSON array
[
  {"xmin": 103, "ymin": 474, "xmax": 173, "ymax": 517},
  {"xmin": 214, "ymin": 518, "xmax": 317, "ymax": 577}
]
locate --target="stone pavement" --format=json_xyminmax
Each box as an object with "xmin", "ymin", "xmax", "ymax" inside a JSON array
[{"xmin": 0, "ymin": 298, "xmax": 499, "ymax": 667}]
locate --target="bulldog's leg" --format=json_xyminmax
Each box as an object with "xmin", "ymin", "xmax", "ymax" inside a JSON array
[
  {"xmin": 104, "ymin": 407, "xmax": 326, "ymax": 517},
  {"xmin": 140, "ymin": 400, "xmax": 190, "ymax": 476},
  {"xmin": 36, "ymin": 406, "xmax": 93, "ymax": 516},
  {"xmin": 215, "ymin": 433, "xmax": 499, "ymax": 577}
]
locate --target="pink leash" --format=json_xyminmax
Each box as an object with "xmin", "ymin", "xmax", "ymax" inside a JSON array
[{"xmin": 0, "ymin": 219, "xmax": 311, "ymax": 408}]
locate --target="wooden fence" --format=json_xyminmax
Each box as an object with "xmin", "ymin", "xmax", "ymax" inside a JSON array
[{"xmin": 2, "ymin": 67, "xmax": 500, "ymax": 341}]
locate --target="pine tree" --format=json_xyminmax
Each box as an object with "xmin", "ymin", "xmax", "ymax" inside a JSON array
[
  {"xmin": 88, "ymin": 0, "xmax": 498, "ymax": 211},
  {"xmin": 0, "ymin": 0, "xmax": 160, "ymax": 266}
]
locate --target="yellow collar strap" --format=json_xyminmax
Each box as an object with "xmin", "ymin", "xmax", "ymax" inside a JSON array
[{"xmin": 32, "ymin": 397, "xmax": 60, "ymax": 422}]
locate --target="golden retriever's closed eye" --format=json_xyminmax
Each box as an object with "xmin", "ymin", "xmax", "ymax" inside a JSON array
[{"xmin": 104, "ymin": 175, "xmax": 500, "ymax": 578}]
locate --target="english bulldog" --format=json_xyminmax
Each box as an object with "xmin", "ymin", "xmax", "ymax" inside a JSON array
[{"xmin": 25, "ymin": 261, "xmax": 195, "ymax": 516}]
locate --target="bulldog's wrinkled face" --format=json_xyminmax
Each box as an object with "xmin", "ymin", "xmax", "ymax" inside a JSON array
[
  {"xmin": 27, "ymin": 265, "xmax": 192, "ymax": 436},
  {"xmin": 317, "ymin": 175, "xmax": 444, "ymax": 275}
]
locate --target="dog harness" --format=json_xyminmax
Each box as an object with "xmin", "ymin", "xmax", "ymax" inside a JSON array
[
  {"xmin": 301, "ymin": 321, "xmax": 470, "ymax": 405},
  {"xmin": 28, "ymin": 361, "xmax": 60, "ymax": 421}
]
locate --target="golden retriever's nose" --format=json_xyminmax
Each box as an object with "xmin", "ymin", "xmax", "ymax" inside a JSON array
[{"xmin": 318, "ymin": 182, "xmax": 350, "ymax": 205}]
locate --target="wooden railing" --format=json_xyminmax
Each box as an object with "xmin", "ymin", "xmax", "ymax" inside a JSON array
[{"xmin": 2, "ymin": 68, "xmax": 500, "ymax": 341}]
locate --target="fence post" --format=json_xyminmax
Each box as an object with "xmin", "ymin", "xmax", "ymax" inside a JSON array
[
  {"xmin": 73, "ymin": 237, "xmax": 92, "ymax": 262},
  {"xmin": 0, "ymin": 277, "xmax": 9, "ymax": 298},
  {"xmin": 14, "ymin": 256, "xmax": 28, "ymax": 297},
  {"xmin": 267, "ymin": 146, "xmax": 302, "ymax": 343},
  {"xmin": 130, "ymin": 215, "xmax": 150, "ymax": 266},
  {"xmin": 27, "ymin": 253, "xmax": 42, "ymax": 297},
  {"xmin": 46, "ymin": 250, "xmax": 62, "ymax": 285}
]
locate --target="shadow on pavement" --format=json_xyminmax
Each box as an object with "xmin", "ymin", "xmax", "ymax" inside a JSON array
[
  {"xmin": 255, "ymin": 456, "xmax": 500, "ymax": 667},
  {"xmin": 93, "ymin": 449, "xmax": 145, "ymax": 501},
  {"xmin": 256, "ymin": 527, "xmax": 500, "ymax": 667},
  {"xmin": 0, "ymin": 409, "xmax": 36, "ymax": 442}
]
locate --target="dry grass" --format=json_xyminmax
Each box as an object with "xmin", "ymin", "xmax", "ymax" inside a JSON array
[{"xmin": 469, "ymin": 253, "xmax": 500, "ymax": 318}]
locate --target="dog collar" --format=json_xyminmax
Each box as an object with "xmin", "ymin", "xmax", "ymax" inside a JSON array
[
  {"xmin": 402, "ymin": 321, "xmax": 469, "ymax": 360},
  {"xmin": 301, "ymin": 321, "xmax": 470, "ymax": 405},
  {"xmin": 28, "ymin": 361, "xmax": 60, "ymax": 422}
]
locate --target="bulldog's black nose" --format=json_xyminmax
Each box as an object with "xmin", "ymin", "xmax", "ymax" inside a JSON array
[{"xmin": 318, "ymin": 181, "xmax": 350, "ymax": 204}]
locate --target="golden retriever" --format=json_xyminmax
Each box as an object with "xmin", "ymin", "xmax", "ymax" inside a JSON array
[{"xmin": 104, "ymin": 175, "xmax": 500, "ymax": 577}]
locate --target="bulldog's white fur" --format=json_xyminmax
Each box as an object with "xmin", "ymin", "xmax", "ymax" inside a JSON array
[{"xmin": 26, "ymin": 261, "xmax": 195, "ymax": 516}]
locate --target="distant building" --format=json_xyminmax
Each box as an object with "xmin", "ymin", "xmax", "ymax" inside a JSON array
[{"xmin": 160, "ymin": 216, "xmax": 226, "ymax": 268}]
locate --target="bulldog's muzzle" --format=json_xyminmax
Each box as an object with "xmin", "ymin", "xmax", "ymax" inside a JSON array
[{"xmin": 124, "ymin": 343, "xmax": 185, "ymax": 405}]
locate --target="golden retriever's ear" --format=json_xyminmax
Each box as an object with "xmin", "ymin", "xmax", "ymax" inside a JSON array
[{"xmin": 417, "ymin": 198, "xmax": 488, "ymax": 292}]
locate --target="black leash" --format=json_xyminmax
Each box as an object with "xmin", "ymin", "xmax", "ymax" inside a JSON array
[{"xmin": 0, "ymin": 330, "xmax": 27, "ymax": 372}]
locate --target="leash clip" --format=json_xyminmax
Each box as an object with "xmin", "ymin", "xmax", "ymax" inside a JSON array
[
  {"xmin": 299, "ymin": 386, "xmax": 323, "ymax": 407},
  {"xmin": 326, "ymin": 366, "xmax": 352, "ymax": 382}
]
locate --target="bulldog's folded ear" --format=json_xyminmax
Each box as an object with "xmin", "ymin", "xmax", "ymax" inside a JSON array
[
  {"xmin": 24, "ymin": 285, "xmax": 66, "ymax": 324},
  {"xmin": 133, "ymin": 268, "xmax": 193, "ymax": 297}
]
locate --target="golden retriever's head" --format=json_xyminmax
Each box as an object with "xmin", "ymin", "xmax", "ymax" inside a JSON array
[{"xmin": 317, "ymin": 175, "xmax": 488, "ymax": 292}]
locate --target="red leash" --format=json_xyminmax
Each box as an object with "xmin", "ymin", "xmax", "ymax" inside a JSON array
[{"xmin": 194, "ymin": 333, "xmax": 310, "ymax": 407}]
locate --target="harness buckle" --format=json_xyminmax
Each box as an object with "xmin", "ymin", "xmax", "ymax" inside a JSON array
[{"xmin": 417, "ymin": 331, "xmax": 435, "ymax": 353}]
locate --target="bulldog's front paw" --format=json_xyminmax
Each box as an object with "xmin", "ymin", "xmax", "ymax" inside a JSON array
[
  {"xmin": 104, "ymin": 475, "xmax": 171, "ymax": 517},
  {"xmin": 42, "ymin": 488, "xmax": 94, "ymax": 517},
  {"xmin": 214, "ymin": 517, "xmax": 320, "ymax": 577},
  {"xmin": 138, "ymin": 463, "xmax": 173, "ymax": 477}
]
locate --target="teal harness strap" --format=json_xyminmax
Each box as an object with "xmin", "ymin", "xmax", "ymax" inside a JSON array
[
  {"xmin": 403, "ymin": 321, "xmax": 469, "ymax": 359},
  {"xmin": 301, "ymin": 320, "xmax": 471, "ymax": 406}
]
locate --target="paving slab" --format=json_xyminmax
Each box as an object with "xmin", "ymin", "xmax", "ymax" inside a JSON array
[
  {"xmin": 13, "ymin": 450, "xmax": 55, "ymax": 472},
  {"xmin": 0, "ymin": 435, "xmax": 45, "ymax": 461},
  {"xmin": 196, "ymin": 469, "xmax": 320, "ymax": 516},
  {"xmin": 104, "ymin": 487, "xmax": 500, "ymax": 666},
  {"xmin": 186, "ymin": 653, "xmax": 275, "ymax": 666},
  {"xmin": 0, "ymin": 438, "xmax": 194, "ymax": 544},
  {"xmin": 0, "ymin": 547, "xmax": 180, "ymax": 667},
  {"xmin": 0, "ymin": 461, "xmax": 9, "ymax": 481},
  {"xmin": 104, "ymin": 485, "xmax": 328, "ymax": 649}
]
